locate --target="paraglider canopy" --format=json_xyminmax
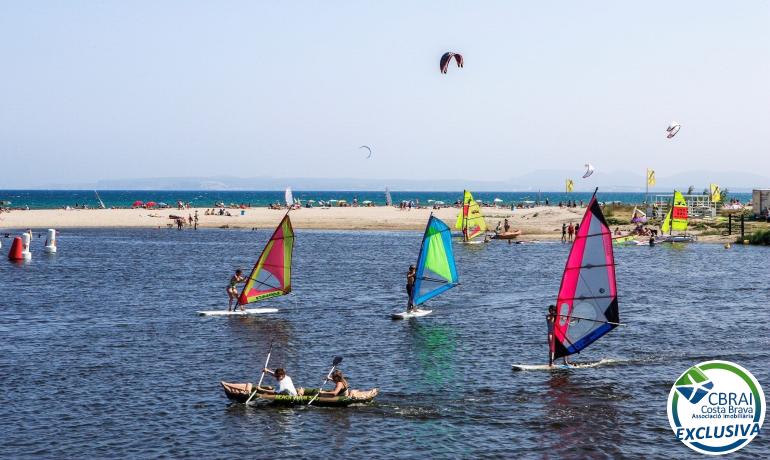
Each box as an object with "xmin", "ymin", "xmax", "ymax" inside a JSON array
[
  {"xmin": 440, "ymin": 52, "xmax": 464, "ymax": 74},
  {"xmin": 359, "ymin": 145, "xmax": 372, "ymax": 158},
  {"xmin": 582, "ymin": 163, "xmax": 595, "ymax": 179},
  {"xmin": 666, "ymin": 121, "xmax": 681, "ymax": 139}
]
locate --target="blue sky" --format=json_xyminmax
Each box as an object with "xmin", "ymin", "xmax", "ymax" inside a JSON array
[{"xmin": 1, "ymin": 1, "xmax": 768, "ymax": 188}]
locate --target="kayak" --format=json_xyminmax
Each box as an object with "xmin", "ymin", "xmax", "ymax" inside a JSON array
[
  {"xmin": 220, "ymin": 381, "xmax": 379, "ymax": 407},
  {"xmin": 493, "ymin": 229, "xmax": 522, "ymax": 240}
]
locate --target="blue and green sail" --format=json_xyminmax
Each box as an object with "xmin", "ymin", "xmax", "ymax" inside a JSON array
[{"xmin": 413, "ymin": 215, "xmax": 459, "ymax": 305}]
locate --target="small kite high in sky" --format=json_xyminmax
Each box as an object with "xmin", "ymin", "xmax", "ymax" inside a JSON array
[
  {"xmin": 440, "ymin": 52, "xmax": 463, "ymax": 74},
  {"xmin": 582, "ymin": 163, "xmax": 595, "ymax": 179},
  {"xmin": 359, "ymin": 145, "xmax": 372, "ymax": 158},
  {"xmin": 666, "ymin": 121, "xmax": 681, "ymax": 139}
]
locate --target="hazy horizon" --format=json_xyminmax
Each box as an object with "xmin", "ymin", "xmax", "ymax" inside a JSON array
[{"xmin": 1, "ymin": 1, "xmax": 768, "ymax": 188}]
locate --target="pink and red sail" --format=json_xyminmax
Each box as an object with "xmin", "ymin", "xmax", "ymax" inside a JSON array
[
  {"xmin": 238, "ymin": 214, "xmax": 294, "ymax": 305},
  {"xmin": 553, "ymin": 195, "xmax": 619, "ymax": 359}
]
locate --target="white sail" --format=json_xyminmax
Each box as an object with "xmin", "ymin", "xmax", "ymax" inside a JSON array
[{"xmin": 285, "ymin": 187, "xmax": 293, "ymax": 207}]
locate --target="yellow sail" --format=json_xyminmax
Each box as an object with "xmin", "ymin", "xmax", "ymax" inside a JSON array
[
  {"xmin": 662, "ymin": 190, "xmax": 688, "ymax": 233},
  {"xmin": 566, "ymin": 179, "xmax": 574, "ymax": 193},
  {"xmin": 455, "ymin": 190, "xmax": 487, "ymax": 241}
]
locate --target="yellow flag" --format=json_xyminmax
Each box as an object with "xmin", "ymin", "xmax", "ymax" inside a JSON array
[
  {"xmin": 566, "ymin": 179, "xmax": 574, "ymax": 193},
  {"xmin": 647, "ymin": 169, "xmax": 656, "ymax": 186},
  {"xmin": 710, "ymin": 184, "xmax": 721, "ymax": 202}
]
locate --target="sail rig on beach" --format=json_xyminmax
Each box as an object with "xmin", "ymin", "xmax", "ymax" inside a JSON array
[
  {"xmin": 661, "ymin": 190, "xmax": 694, "ymax": 242},
  {"xmin": 553, "ymin": 193, "xmax": 619, "ymax": 360},
  {"xmin": 94, "ymin": 191, "xmax": 106, "ymax": 209},
  {"xmin": 385, "ymin": 187, "xmax": 393, "ymax": 207},
  {"xmin": 455, "ymin": 190, "xmax": 487, "ymax": 242},
  {"xmin": 393, "ymin": 215, "xmax": 458, "ymax": 319}
]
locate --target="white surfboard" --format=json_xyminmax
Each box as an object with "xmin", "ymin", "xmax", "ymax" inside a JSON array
[
  {"xmin": 391, "ymin": 309, "xmax": 433, "ymax": 320},
  {"xmin": 197, "ymin": 308, "xmax": 279, "ymax": 317},
  {"xmin": 512, "ymin": 359, "xmax": 613, "ymax": 371}
]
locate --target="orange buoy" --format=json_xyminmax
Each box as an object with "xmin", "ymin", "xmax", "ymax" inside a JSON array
[{"xmin": 8, "ymin": 237, "xmax": 23, "ymax": 260}]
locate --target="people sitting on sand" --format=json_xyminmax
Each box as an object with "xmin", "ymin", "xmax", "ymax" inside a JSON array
[
  {"xmin": 614, "ymin": 227, "xmax": 622, "ymax": 236},
  {"xmin": 260, "ymin": 368, "xmax": 298, "ymax": 396},
  {"xmin": 318, "ymin": 370, "xmax": 349, "ymax": 397}
]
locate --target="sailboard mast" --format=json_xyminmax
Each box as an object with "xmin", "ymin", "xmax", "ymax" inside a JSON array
[
  {"xmin": 412, "ymin": 215, "xmax": 459, "ymax": 306},
  {"xmin": 385, "ymin": 187, "xmax": 393, "ymax": 207},
  {"xmin": 238, "ymin": 213, "xmax": 295, "ymax": 306},
  {"xmin": 94, "ymin": 191, "xmax": 106, "ymax": 209},
  {"xmin": 552, "ymin": 189, "xmax": 619, "ymax": 359}
]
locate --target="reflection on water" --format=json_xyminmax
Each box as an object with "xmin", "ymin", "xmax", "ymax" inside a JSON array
[{"xmin": 405, "ymin": 321, "xmax": 457, "ymax": 387}]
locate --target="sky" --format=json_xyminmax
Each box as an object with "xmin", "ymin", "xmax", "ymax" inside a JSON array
[{"xmin": 1, "ymin": 1, "xmax": 769, "ymax": 188}]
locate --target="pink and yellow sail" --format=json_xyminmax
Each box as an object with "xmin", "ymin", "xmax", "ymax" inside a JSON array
[
  {"xmin": 238, "ymin": 214, "xmax": 295, "ymax": 305},
  {"xmin": 455, "ymin": 190, "xmax": 487, "ymax": 241}
]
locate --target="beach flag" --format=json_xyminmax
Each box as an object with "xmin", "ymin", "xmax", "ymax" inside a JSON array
[
  {"xmin": 647, "ymin": 169, "xmax": 656, "ymax": 186},
  {"xmin": 710, "ymin": 184, "xmax": 721, "ymax": 202},
  {"xmin": 566, "ymin": 179, "xmax": 574, "ymax": 193}
]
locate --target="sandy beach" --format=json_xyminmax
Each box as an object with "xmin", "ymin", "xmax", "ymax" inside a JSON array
[
  {"xmin": 0, "ymin": 206, "xmax": 585, "ymax": 237},
  {"xmin": 0, "ymin": 205, "xmax": 742, "ymax": 242}
]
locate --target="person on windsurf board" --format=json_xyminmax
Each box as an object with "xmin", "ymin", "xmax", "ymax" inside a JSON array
[
  {"xmin": 406, "ymin": 265, "xmax": 417, "ymax": 312},
  {"xmin": 226, "ymin": 269, "xmax": 247, "ymax": 311},
  {"xmin": 547, "ymin": 304, "xmax": 570, "ymax": 367}
]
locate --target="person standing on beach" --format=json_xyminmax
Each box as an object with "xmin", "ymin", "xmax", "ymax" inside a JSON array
[
  {"xmin": 406, "ymin": 265, "xmax": 417, "ymax": 312},
  {"xmin": 227, "ymin": 269, "xmax": 247, "ymax": 311},
  {"xmin": 567, "ymin": 223, "xmax": 574, "ymax": 241},
  {"xmin": 575, "ymin": 223, "xmax": 580, "ymax": 235},
  {"xmin": 561, "ymin": 223, "xmax": 567, "ymax": 242},
  {"xmin": 193, "ymin": 210, "xmax": 199, "ymax": 230}
]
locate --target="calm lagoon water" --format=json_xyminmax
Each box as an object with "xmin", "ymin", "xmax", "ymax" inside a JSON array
[{"xmin": 1, "ymin": 228, "xmax": 768, "ymax": 458}]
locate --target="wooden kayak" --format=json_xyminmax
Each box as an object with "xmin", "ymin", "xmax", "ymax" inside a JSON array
[
  {"xmin": 493, "ymin": 229, "xmax": 521, "ymax": 240},
  {"xmin": 220, "ymin": 381, "xmax": 379, "ymax": 407}
]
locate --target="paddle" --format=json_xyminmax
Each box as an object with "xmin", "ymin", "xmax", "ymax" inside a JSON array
[
  {"xmin": 245, "ymin": 341, "xmax": 274, "ymax": 405},
  {"xmin": 307, "ymin": 356, "xmax": 343, "ymax": 406}
]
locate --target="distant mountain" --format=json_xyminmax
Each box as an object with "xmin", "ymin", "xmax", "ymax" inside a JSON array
[{"xmin": 31, "ymin": 170, "xmax": 770, "ymax": 192}]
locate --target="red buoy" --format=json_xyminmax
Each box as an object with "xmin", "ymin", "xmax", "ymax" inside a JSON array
[{"xmin": 8, "ymin": 237, "xmax": 23, "ymax": 260}]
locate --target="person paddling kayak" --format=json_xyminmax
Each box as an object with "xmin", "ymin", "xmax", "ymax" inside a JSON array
[
  {"xmin": 226, "ymin": 269, "xmax": 247, "ymax": 311},
  {"xmin": 317, "ymin": 370, "xmax": 349, "ymax": 397},
  {"xmin": 406, "ymin": 265, "xmax": 417, "ymax": 312},
  {"xmin": 260, "ymin": 367, "xmax": 298, "ymax": 396},
  {"xmin": 547, "ymin": 304, "xmax": 571, "ymax": 367}
]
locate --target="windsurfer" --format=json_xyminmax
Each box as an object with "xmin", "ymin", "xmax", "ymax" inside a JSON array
[
  {"xmin": 547, "ymin": 305, "xmax": 571, "ymax": 367},
  {"xmin": 406, "ymin": 265, "xmax": 417, "ymax": 312},
  {"xmin": 260, "ymin": 368, "xmax": 298, "ymax": 396},
  {"xmin": 227, "ymin": 269, "xmax": 247, "ymax": 311}
]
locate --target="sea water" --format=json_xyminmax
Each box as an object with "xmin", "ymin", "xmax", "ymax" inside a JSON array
[
  {"xmin": 1, "ymin": 228, "xmax": 768, "ymax": 458},
  {"xmin": 0, "ymin": 189, "xmax": 752, "ymax": 210}
]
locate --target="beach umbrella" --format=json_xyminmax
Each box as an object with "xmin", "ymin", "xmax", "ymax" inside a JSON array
[
  {"xmin": 493, "ymin": 198, "xmax": 503, "ymax": 203},
  {"xmin": 132, "ymin": 200, "xmax": 144, "ymax": 208},
  {"xmin": 157, "ymin": 202, "xmax": 168, "ymax": 207},
  {"xmin": 145, "ymin": 201, "xmax": 157, "ymax": 208},
  {"xmin": 362, "ymin": 200, "xmax": 372, "ymax": 204}
]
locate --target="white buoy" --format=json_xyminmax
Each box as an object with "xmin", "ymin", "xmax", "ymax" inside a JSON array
[
  {"xmin": 44, "ymin": 229, "xmax": 57, "ymax": 254},
  {"xmin": 21, "ymin": 233, "xmax": 32, "ymax": 260}
]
